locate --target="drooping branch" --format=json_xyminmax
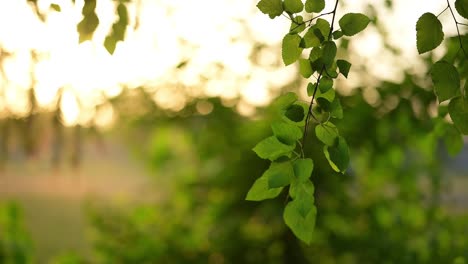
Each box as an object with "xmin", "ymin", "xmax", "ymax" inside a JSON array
[{"xmin": 301, "ymin": 0, "xmax": 340, "ymax": 154}]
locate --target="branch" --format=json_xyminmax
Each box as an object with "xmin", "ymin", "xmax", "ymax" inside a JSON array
[
  {"xmin": 289, "ymin": 10, "xmax": 336, "ymax": 33},
  {"xmin": 446, "ymin": 0, "xmax": 468, "ymax": 58},
  {"xmin": 301, "ymin": 0, "xmax": 340, "ymax": 152}
]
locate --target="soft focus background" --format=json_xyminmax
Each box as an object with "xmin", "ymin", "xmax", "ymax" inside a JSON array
[{"xmin": 0, "ymin": 0, "xmax": 468, "ymax": 263}]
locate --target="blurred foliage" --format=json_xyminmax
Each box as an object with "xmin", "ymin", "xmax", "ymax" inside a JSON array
[
  {"xmin": 0, "ymin": 203, "xmax": 33, "ymax": 264},
  {"xmin": 88, "ymin": 85, "xmax": 468, "ymax": 263},
  {"xmin": 2, "ymin": 1, "xmax": 467, "ymax": 263}
]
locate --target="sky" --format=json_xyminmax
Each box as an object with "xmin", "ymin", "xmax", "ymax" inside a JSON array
[{"xmin": 0, "ymin": 0, "xmax": 462, "ymax": 126}]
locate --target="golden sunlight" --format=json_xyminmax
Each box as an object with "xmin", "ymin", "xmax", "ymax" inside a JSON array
[{"xmin": 0, "ymin": 0, "xmax": 453, "ymax": 124}]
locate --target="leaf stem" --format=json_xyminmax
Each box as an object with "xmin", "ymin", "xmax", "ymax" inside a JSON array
[
  {"xmin": 446, "ymin": 0, "xmax": 468, "ymax": 58},
  {"xmin": 302, "ymin": 0, "xmax": 339, "ymax": 150}
]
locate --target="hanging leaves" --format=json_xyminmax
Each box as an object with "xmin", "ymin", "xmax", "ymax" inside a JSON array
[
  {"xmin": 104, "ymin": 3, "xmax": 129, "ymax": 54},
  {"xmin": 282, "ymin": 34, "xmax": 303, "ymax": 66},
  {"xmin": 448, "ymin": 96, "xmax": 468, "ymax": 135},
  {"xmin": 416, "ymin": 13, "xmax": 444, "ymax": 54},
  {"xmin": 455, "ymin": 0, "xmax": 468, "ymax": 19},
  {"xmin": 305, "ymin": 0, "xmax": 325, "ymax": 13},
  {"xmin": 339, "ymin": 13, "xmax": 370, "ymax": 36},
  {"xmin": 77, "ymin": 0, "xmax": 99, "ymax": 43},
  {"xmin": 284, "ymin": 0, "xmax": 304, "ymax": 14},
  {"xmin": 431, "ymin": 61, "xmax": 460, "ymax": 102},
  {"xmin": 257, "ymin": 0, "xmax": 284, "ymax": 19}
]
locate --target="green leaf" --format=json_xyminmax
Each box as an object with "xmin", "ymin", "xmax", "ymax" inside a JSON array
[
  {"xmin": 289, "ymin": 180, "xmax": 315, "ymax": 219},
  {"xmin": 257, "ymin": 0, "xmax": 284, "ymax": 19},
  {"xmin": 290, "ymin": 179, "xmax": 315, "ymax": 199},
  {"xmin": 319, "ymin": 76, "xmax": 333, "ymax": 93},
  {"xmin": 444, "ymin": 125, "xmax": 464, "ymax": 156},
  {"xmin": 339, "ymin": 13, "xmax": 370, "ymax": 36},
  {"xmin": 282, "ymin": 34, "xmax": 303, "ymax": 66},
  {"xmin": 322, "ymin": 41, "xmax": 337, "ymax": 67},
  {"xmin": 301, "ymin": 28, "xmax": 321, "ymax": 48},
  {"xmin": 284, "ymin": 200, "xmax": 317, "ymax": 244},
  {"xmin": 305, "ymin": 0, "xmax": 325, "ymax": 13},
  {"xmin": 271, "ymin": 121, "xmax": 302, "ymax": 145},
  {"xmin": 293, "ymin": 158, "xmax": 314, "ymax": 181},
  {"xmin": 104, "ymin": 3, "xmax": 129, "ymax": 54},
  {"xmin": 337, "ymin": 59, "xmax": 352, "ymax": 78},
  {"xmin": 284, "ymin": 0, "xmax": 304, "ymax": 13},
  {"xmin": 324, "ymin": 136, "xmax": 349, "ymax": 172},
  {"xmin": 267, "ymin": 162, "xmax": 295, "ymax": 188},
  {"xmin": 326, "ymin": 62, "xmax": 338, "ymax": 78},
  {"xmin": 332, "ymin": 30, "xmax": 343, "ymax": 40},
  {"xmin": 431, "ymin": 61, "xmax": 461, "ymax": 102},
  {"xmin": 416, "ymin": 13, "xmax": 444, "ymax": 54},
  {"xmin": 273, "ymin": 92, "xmax": 298, "ymax": 110},
  {"xmin": 77, "ymin": 14, "xmax": 99, "ymax": 43},
  {"xmin": 290, "ymin": 16, "xmax": 306, "ymax": 34},
  {"xmin": 315, "ymin": 122, "xmax": 339, "ymax": 146},
  {"xmin": 316, "ymin": 87, "xmax": 336, "ymax": 102},
  {"xmin": 330, "ymin": 97, "xmax": 343, "ymax": 119},
  {"xmin": 50, "ymin": 3, "xmax": 61, "ymax": 11},
  {"xmin": 284, "ymin": 104, "xmax": 306, "ymax": 123},
  {"xmin": 246, "ymin": 176, "xmax": 283, "ymax": 201},
  {"xmin": 315, "ymin": 18, "xmax": 331, "ymax": 40},
  {"xmin": 455, "ymin": 0, "xmax": 468, "ymax": 19},
  {"xmin": 253, "ymin": 136, "xmax": 296, "ymax": 160},
  {"xmin": 307, "ymin": 82, "xmax": 316, "ymax": 97},
  {"xmin": 299, "ymin": 59, "xmax": 313, "ymax": 78},
  {"xmin": 309, "ymin": 47, "xmax": 322, "ymax": 62},
  {"xmin": 449, "ymin": 96, "xmax": 468, "ymax": 134}
]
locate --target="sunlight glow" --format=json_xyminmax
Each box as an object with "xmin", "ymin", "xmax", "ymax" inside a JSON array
[{"xmin": 0, "ymin": 0, "xmax": 459, "ymax": 125}]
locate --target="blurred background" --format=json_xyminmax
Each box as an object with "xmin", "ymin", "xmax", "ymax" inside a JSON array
[{"xmin": 0, "ymin": 0, "xmax": 467, "ymax": 263}]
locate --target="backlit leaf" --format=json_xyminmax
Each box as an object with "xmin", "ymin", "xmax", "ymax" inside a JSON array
[
  {"xmin": 273, "ymin": 92, "xmax": 298, "ymax": 110},
  {"xmin": 284, "ymin": 199, "xmax": 317, "ymax": 244},
  {"xmin": 267, "ymin": 161, "xmax": 295, "ymax": 188},
  {"xmin": 316, "ymin": 87, "xmax": 335, "ymax": 102},
  {"xmin": 416, "ymin": 13, "xmax": 444, "ymax": 54},
  {"xmin": 246, "ymin": 176, "xmax": 283, "ymax": 201},
  {"xmin": 282, "ymin": 34, "xmax": 303, "ymax": 66},
  {"xmin": 449, "ymin": 96, "xmax": 468, "ymax": 134},
  {"xmin": 322, "ymin": 41, "xmax": 337, "ymax": 67},
  {"xmin": 290, "ymin": 16, "xmax": 306, "ymax": 34},
  {"xmin": 431, "ymin": 61, "xmax": 460, "ymax": 102},
  {"xmin": 330, "ymin": 97, "xmax": 343, "ymax": 119},
  {"xmin": 315, "ymin": 122, "xmax": 339, "ymax": 146},
  {"xmin": 455, "ymin": 0, "xmax": 468, "ymax": 19},
  {"xmin": 50, "ymin": 3, "xmax": 61, "ymax": 11},
  {"xmin": 271, "ymin": 121, "xmax": 302, "ymax": 145},
  {"xmin": 299, "ymin": 59, "xmax": 313, "ymax": 78},
  {"xmin": 339, "ymin": 13, "xmax": 370, "ymax": 36},
  {"xmin": 284, "ymin": 104, "xmax": 306, "ymax": 123},
  {"xmin": 293, "ymin": 158, "xmax": 314, "ymax": 181},
  {"xmin": 337, "ymin": 59, "xmax": 351, "ymax": 78},
  {"xmin": 305, "ymin": 0, "xmax": 325, "ymax": 13},
  {"xmin": 319, "ymin": 76, "xmax": 333, "ymax": 93},
  {"xmin": 324, "ymin": 136, "xmax": 349, "ymax": 172},
  {"xmin": 257, "ymin": 0, "xmax": 284, "ymax": 19},
  {"xmin": 284, "ymin": 0, "xmax": 304, "ymax": 14},
  {"xmin": 253, "ymin": 136, "xmax": 295, "ymax": 160}
]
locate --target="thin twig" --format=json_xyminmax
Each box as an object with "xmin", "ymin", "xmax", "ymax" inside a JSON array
[
  {"xmin": 447, "ymin": 0, "xmax": 468, "ymax": 58},
  {"xmin": 289, "ymin": 10, "xmax": 336, "ymax": 33},
  {"xmin": 302, "ymin": 0, "xmax": 340, "ymax": 149},
  {"xmin": 437, "ymin": 5, "xmax": 449, "ymax": 18}
]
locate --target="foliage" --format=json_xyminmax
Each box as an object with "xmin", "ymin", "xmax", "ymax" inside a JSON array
[
  {"xmin": 249, "ymin": 0, "xmax": 371, "ymax": 243},
  {"xmin": 249, "ymin": 0, "xmax": 468, "ymax": 243},
  {"xmin": 0, "ymin": 203, "xmax": 33, "ymax": 264}
]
